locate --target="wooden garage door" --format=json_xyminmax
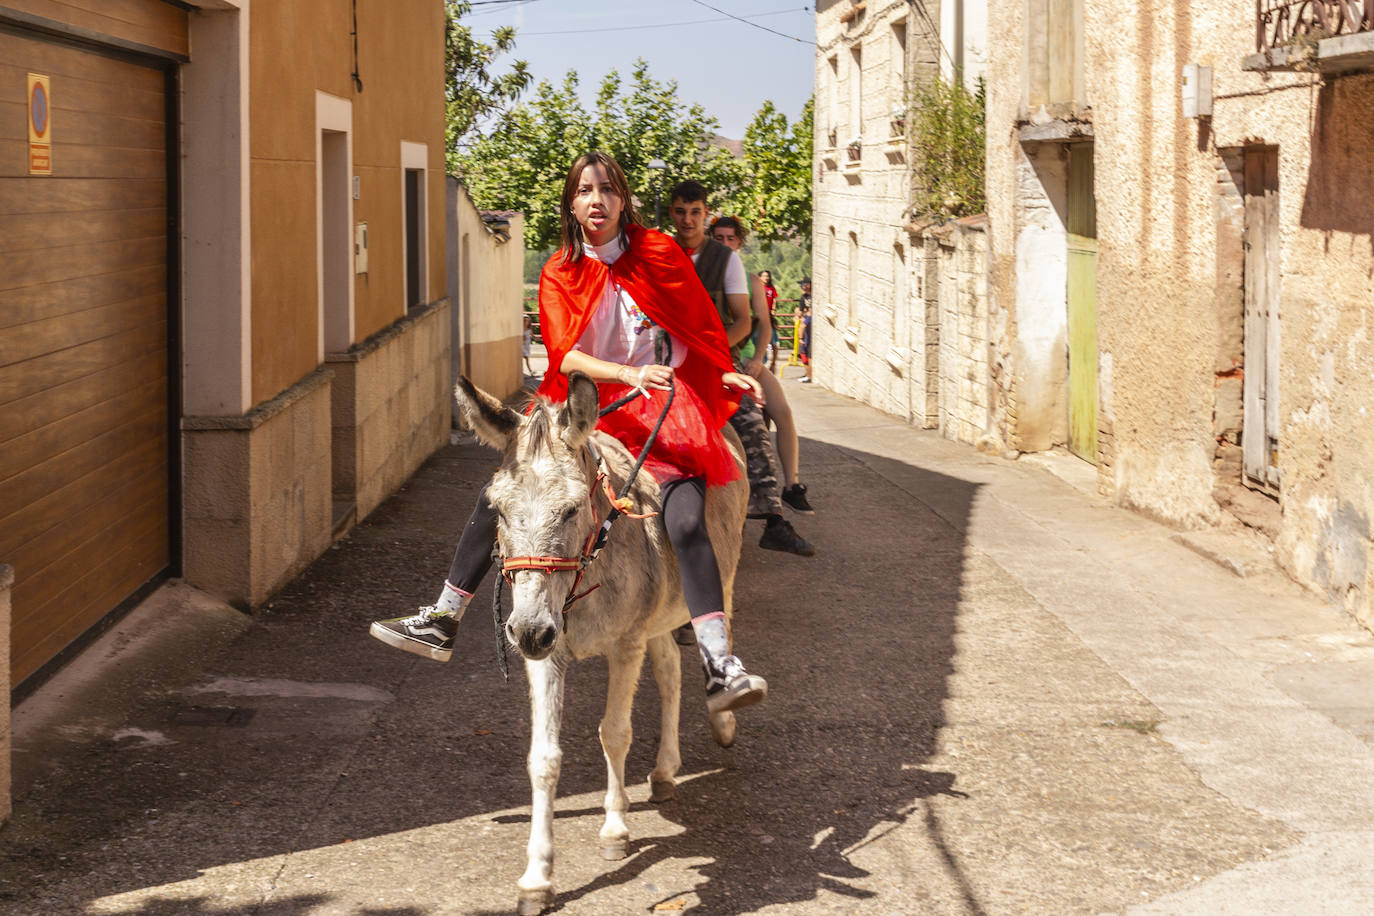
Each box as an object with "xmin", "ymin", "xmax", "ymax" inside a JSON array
[{"xmin": 0, "ymin": 31, "xmax": 173, "ymax": 687}]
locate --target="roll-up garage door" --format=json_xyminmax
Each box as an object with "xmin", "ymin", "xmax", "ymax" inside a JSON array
[{"xmin": 0, "ymin": 29, "xmax": 174, "ymax": 688}]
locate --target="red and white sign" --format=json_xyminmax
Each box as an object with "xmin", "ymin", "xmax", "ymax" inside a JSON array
[{"xmin": 28, "ymin": 73, "xmax": 51, "ymax": 175}]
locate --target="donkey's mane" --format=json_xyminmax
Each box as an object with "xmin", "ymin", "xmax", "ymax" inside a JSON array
[{"xmin": 518, "ymin": 398, "xmax": 563, "ymax": 460}]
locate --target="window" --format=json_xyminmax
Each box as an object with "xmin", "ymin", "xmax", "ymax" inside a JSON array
[
  {"xmin": 847, "ymin": 230, "xmax": 860, "ymax": 327},
  {"xmin": 849, "ymin": 45, "xmax": 863, "ymax": 150},
  {"xmin": 826, "ymin": 55, "xmax": 840, "ymax": 148}
]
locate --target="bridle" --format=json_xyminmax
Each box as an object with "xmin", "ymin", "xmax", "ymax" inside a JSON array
[{"xmin": 490, "ymin": 372, "xmax": 675, "ymax": 678}]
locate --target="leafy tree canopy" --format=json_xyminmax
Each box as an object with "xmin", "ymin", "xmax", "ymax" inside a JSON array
[
  {"xmin": 716, "ymin": 97, "xmax": 814, "ymax": 251},
  {"xmin": 458, "ymin": 59, "xmax": 752, "ymax": 250},
  {"xmin": 445, "ymin": 0, "xmax": 532, "ymax": 173}
]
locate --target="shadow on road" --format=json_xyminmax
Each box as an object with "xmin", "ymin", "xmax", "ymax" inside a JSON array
[{"xmin": 2, "ymin": 437, "xmax": 984, "ymax": 914}]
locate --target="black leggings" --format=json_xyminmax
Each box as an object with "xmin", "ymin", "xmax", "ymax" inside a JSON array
[{"xmin": 445, "ymin": 477, "xmax": 725, "ymax": 617}]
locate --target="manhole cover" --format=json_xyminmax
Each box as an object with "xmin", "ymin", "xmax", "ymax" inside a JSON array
[{"xmin": 170, "ymin": 705, "xmax": 256, "ymax": 727}]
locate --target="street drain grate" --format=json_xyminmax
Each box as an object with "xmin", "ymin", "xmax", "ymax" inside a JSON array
[{"xmin": 170, "ymin": 705, "xmax": 256, "ymax": 727}]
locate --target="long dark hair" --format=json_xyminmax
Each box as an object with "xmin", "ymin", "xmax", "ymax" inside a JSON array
[{"xmin": 558, "ymin": 151, "xmax": 640, "ymax": 265}]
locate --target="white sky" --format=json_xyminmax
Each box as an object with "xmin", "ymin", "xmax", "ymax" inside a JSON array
[{"xmin": 465, "ymin": 0, "xmax": 818, "ymax": 139}]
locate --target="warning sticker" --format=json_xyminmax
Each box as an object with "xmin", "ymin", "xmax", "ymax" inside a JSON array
[{"xmin": 28, "ymin": 73, "xmax": 51, "ymax": 175}]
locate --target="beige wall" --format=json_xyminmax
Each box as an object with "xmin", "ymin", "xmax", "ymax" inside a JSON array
[
  {"xmin": 182, "ymin": 372, "xmax": 333, "ymax": 608},
  {"xmin": 987, "ymin": 2, "xmax": 1374, "ymax": 628},
  {"xmin": 812, "ymin": 0, "xmax": 936, "ymax": 423},
  {"xmin": 180, "ymin": 0, "xmax": 450, "ymax": 607},
  {"xmin": 247, "ymin": 0, "xmax": 446, "ymax": 403},
  {"xmin": 448, "ymin": 177, "xmax": 525, "ymax": 401},
  {"xmin": 328, "ymin": 300, "xmax": 450, "ymax": 522}
]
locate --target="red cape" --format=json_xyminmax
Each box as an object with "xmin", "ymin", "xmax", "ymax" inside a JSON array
[{"xmin": 536, "ymin": 224, "xmax": 740, "ymax": 427}]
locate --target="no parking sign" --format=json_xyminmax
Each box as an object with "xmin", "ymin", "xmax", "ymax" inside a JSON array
[{"xmin": 28, "ymin": 72, "xmax": 51, "ymax": 175}]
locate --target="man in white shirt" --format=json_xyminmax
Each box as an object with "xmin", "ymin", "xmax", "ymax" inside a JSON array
[{"xmin": 667, "ymin": 181, "xmax": 815, "ymax": 557}]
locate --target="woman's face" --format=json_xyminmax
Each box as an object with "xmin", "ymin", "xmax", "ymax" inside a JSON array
[
  {"xmin": 712, "ymin": 225, "xmax": 742, "ymax": 250},
  {"xmin": 760, "ymin": 270, "xmax": 772, "ymax": 284},
  {"xmin": 569, "ymin": 163, "xmax": 623, "ymax": 246}
]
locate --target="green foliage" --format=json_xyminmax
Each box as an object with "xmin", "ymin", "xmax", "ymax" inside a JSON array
[
  {"xmin": 444, "ymin": 1, "xmax": 532, "ymax": 173},
  {"xmin": 456, "ymin": 60, "xmax": 741, "ymax": 250},
  {"xmin": 738, "ymin": 237, "xmax": 811, "ymax": 303},
  {"xmin": 717, "ymin": 98, "xmax": 814, "ymax": 250},
  {"xmin": 909, "ymin": 77, "xmax": 986, "ymax": 220}
]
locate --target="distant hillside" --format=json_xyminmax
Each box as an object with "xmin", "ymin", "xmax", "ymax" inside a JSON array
[{"xmin": 712, "ymin": 134, "xmax": 742, "ymax": 158}]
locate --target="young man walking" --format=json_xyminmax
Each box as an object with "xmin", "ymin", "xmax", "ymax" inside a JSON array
[{"xmin": 668, "ymin": 181, "xmax": 814, "ymax": 556}]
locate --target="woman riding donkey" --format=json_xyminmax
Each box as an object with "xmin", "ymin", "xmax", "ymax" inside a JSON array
[{"xmin": 369, "ymin": 151, "xmax": 768, "ymax": 713}]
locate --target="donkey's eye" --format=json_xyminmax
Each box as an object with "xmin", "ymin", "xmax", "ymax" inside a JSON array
[{"xmin": 560, "ymin": 505, "xmax": 579, "ymax": 523}]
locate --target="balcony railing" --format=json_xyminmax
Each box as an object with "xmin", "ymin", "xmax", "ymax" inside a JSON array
[{"xmin": 1257, "ymin": 0, "xmax": 1374, "ymax": 54}]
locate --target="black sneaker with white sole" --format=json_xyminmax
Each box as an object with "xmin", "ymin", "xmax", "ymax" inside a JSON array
[
  {"xmin": 758, "ymin": 517, "xmax": 815, "ymax": 556},
  {"xmin": 369, "ymin": 606, "xmax": 458, "ymax": 662},
  {"xmin": 781, "ymin": 483, "xmax": 814, "ymax": 514},
  {"xmin": 703, "ymin": 654, "xmax": 768, "ymax": 715}
]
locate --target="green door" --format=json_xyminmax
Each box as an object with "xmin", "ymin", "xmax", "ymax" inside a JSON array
[{"xmin": 1067, "ymin": 143, "xmax": 1098, "ymax": 462}]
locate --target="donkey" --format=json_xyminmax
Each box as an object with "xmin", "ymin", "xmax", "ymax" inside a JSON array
[{"xmin": 455, "ymin": 371, "xmax": 748, "ymax": 916}]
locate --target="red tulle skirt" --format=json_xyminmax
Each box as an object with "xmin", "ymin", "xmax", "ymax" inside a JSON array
[{"xmin": 596, "ymin": 382, "xmax": 740, "ymax": 487}]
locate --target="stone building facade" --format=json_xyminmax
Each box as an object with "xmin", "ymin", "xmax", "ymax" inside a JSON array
[
  {"xmin": 811, "ymin": 0, "xmax": 992, "ymax": 446},
  {"xmin": 984, "ymin": 1, "xmax": 1374, "ymax": 629}
]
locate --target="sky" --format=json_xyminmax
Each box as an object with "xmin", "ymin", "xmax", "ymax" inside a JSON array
[{"xmin": 464, "ymin": 0, "xmax": 818, "ymax": 139}]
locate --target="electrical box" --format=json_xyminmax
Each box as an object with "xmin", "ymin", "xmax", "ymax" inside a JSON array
[
  {"xmin": 352, "ymin": 175, "xmax": 360, "ymax": 200},
  {"xmin": 355, "ymin": 221, "xmax": 368, "ymax": 274},
  {"xmin": 1182, "ymin": 63, "xmax": 1212, "ymax": 119}
]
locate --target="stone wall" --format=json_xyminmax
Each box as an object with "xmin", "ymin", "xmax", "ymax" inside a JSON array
[
  {"xmin": 327, "ymin": 299, "xmax": 451, "ymax": 523},
  {"xmin": 183, "ymin": 371, "xmax": 334, "ymax": 609},
  {"xmin": 931, "ymin": 218, "xmax": 991, "ymax": 445}
]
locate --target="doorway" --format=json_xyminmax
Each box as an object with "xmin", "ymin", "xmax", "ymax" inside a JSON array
[
  {"xmin": 1066, "ymin": 142, "xmax": 1098, "ymax": 463},
  {"xmin": 1242, "ymin": 146, "xmax": 1280, "ymax": 492}
]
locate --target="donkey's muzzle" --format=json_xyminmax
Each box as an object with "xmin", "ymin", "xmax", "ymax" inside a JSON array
[{"xmin": 510, "ymin": 621, "xmax": 558, "ymax": 660}]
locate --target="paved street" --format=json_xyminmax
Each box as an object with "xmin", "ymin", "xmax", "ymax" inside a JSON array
[{"xmin": 7, "ymin": 368, "xmax": 1374, "ymax": 915}]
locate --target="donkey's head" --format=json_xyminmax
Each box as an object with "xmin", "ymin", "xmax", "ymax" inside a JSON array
[{"xmin": 454, "ymin": 372, "xmax": 601, "ymax": 660}]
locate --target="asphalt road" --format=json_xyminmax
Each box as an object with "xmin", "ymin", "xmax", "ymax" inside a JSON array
[{"xmin": 6, "ymin": 367, "xmax": 1374, "ymax": 915}]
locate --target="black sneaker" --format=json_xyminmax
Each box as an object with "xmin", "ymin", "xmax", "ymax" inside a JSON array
[
  {"xmin": 673, "ymin": 623, "xmax": 696, "ymax": 646},
  {"xmin": 781, "ymin": 483, "xmax": 815, "ymax": 515},
  {"xmin": 759, "ymin": 518, "xmax": 815, "ymax": 556},
  {"xmin": 369, "ymin": 606, "xmax": 457, "ymax": 662},
  {"xmin": 703, "ymin": 654, "xmax": 768, "ymax": 715}
]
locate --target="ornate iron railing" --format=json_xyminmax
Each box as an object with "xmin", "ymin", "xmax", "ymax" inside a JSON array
[{"xmin": 1257, "ymin": 0, "xmax": 1374, "ymax": 53}]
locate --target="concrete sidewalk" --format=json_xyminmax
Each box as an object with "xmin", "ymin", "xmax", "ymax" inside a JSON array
[{"xmin": 5, "ymin": 369, "xmax": 1374, "ymax": 915}]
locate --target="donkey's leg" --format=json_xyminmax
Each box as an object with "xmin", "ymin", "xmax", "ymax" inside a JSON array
[
  {"xmin": 646, "ymin": 631, "xmax": 682, "ymax": 802},
  {"xmin": 598, "ymin": 641, "xmax": 646, "ymax": 860},
  {"xmin": 518, "ymin": 654, "xmax": 566, "ymax": 916}
]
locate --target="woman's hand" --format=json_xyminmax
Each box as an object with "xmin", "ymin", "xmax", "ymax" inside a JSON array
[
  {"xmin": 722, "ymin": 371, "xmax": 764, "ymax": 404},
  {"xmin": 617, "ymin": 363, "xmax": 674, "ymax": 391}
]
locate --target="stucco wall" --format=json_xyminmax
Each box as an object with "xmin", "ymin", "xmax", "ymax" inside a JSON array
[
  {"xmin": 247, "ymin": 0, "xmax": 446, "ymax": 404},
  {"xmin": 987, "ymin": 1, "xmax": 1374, "ymax": 628},
  {"xmin": 447, "ymin": 177, "xmax": 525, "ymax": 402}
]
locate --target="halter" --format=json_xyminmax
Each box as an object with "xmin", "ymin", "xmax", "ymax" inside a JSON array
[{"xmin": 490, "ymin": 365, "xmax": 675, "ymax": 679}]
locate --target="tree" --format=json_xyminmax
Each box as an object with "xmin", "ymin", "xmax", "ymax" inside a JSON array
[
  {"xmin": 458, "ymin": 59, "xmax": 742, "ymax": 249},
  {"xmin": 908, "ymin": 77, "xmax": 986, "ymax": 219},
  {"xmin": 722, "ymin": 97, "xmax": 814, "ymax": 250},
  {"xmin": 444, "ymin": 0, "xmax": 532, "ymax": 174}
]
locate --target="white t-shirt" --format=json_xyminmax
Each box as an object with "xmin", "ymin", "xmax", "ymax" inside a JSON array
[
  {"xmin": 689, "ymin": 245, "xmax": 748, "ymax": 296},
  {"xmin": 571, "ymin": 236, "xmax": 687, "ymax": 368}
]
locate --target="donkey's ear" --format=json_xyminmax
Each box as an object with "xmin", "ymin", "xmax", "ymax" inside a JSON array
[
  {"xmin": 561, "ymin": 371, "xmax": 599, "ymax": 449},
  {"xmin": 455, "ymin": 375, "xmax": 519, "ymax": 449}
]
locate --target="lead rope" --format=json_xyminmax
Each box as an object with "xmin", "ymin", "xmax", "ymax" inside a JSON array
[{"xmin": 491, "ymin": 539, "xmax": 510, "ymax": 681}]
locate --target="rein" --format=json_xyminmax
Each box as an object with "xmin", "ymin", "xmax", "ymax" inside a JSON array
[{"xmin": 491, "ymin": 337, "xmax": 676, "ymax": 678}]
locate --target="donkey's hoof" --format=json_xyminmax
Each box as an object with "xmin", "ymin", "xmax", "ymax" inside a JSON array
[
  {"xmin": 599, "ymin": 837, "xmax": 630, "ymax": 860},
  {"xmin": 649, "ymin": 777, "xmax": 676, "ymax": 803},
  {"xmin": 710, "ymin": 710, "xmax": 737, "ymax": 748},
  {"xmin": 516, "ymin": 886, "xmax": 555, "ymax": 915}
]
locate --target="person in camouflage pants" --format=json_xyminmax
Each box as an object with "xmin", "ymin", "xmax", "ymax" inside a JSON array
[{"xmin": 729, "ymin": 360, "xmax": 784, "ymax": 519}]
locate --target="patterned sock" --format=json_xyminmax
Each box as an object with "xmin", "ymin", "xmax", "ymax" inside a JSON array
[
  {"xmin": 435, "ymin": 581, "xmax": 473, "ymax": 618},
  {"xmin": 691, "ymin": 612, "xmax": 731, "ymax": 665}
]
